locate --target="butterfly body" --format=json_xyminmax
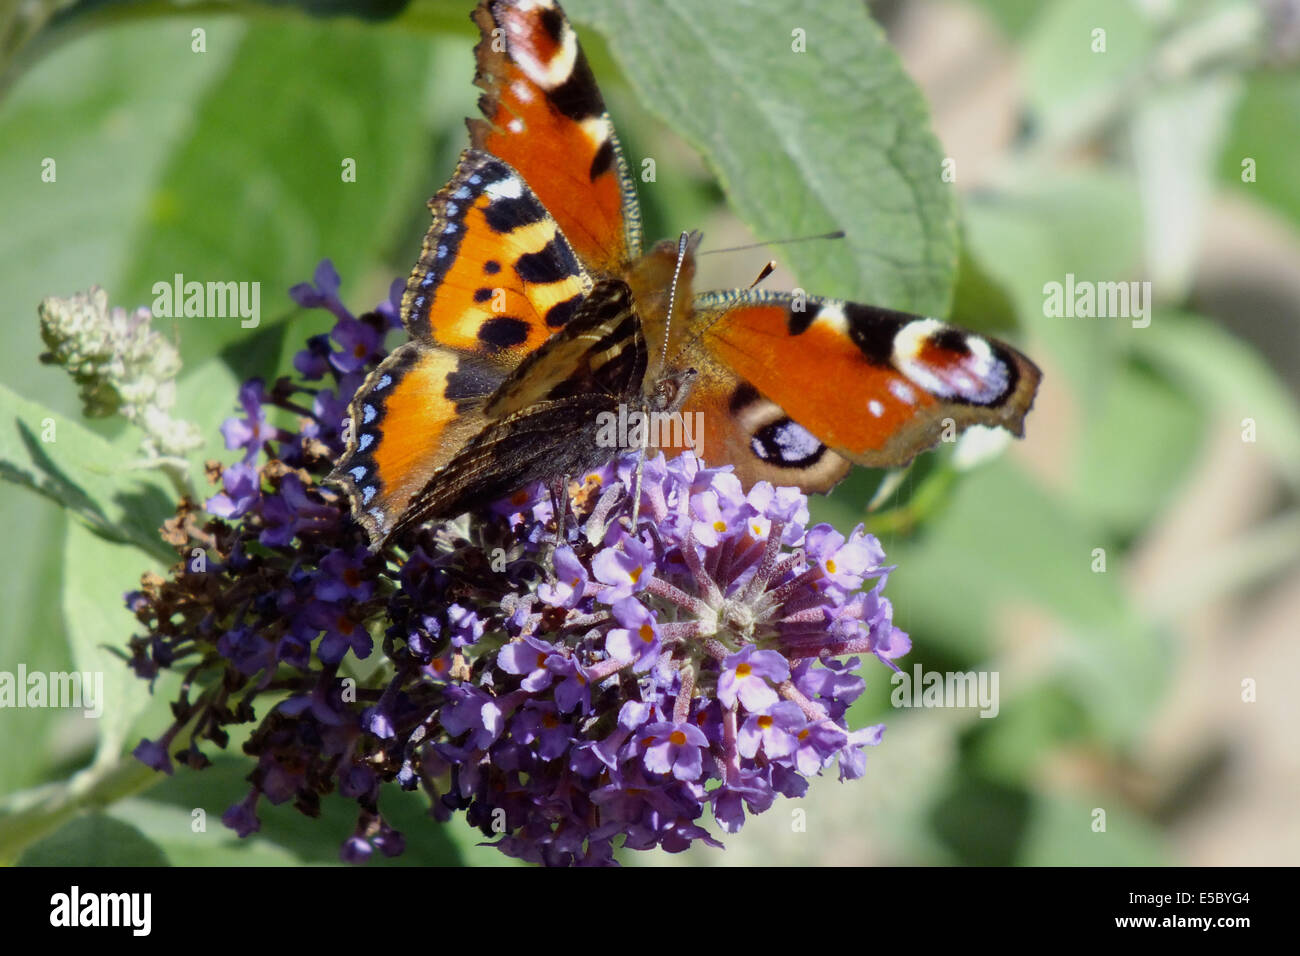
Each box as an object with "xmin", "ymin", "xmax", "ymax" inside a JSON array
[{"xmin": 329, "ymin": 0, "xmax": 1041, "ymax": 547}]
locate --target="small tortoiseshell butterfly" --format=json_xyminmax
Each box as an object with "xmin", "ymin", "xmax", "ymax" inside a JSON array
[{"xmin": 330, "ymin": 0, "xmax": 1042, "ymax": 547}]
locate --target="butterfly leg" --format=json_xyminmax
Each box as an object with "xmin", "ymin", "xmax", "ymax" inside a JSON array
[
  {"xmin": 629, "ymin": 448, "xmax": 648, "ymax": 532},
  {"xmin": 548, "ymin": 472, "xmax": 573, "ymax": 547}
]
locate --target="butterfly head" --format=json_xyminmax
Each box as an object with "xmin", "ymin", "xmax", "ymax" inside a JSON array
[
  {"xmin": 626, "ymin": 230, "xmax": 702, "ymax": 351},
  {"xmin": 649, "ymin": 365, "xmax": 698, "ymax": 415}
]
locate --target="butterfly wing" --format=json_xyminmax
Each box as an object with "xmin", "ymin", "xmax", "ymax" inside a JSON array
[
  {"xmin": 670, "ymin": 358, "xmax": 854, "ymax": 493},
  {"xmin": 334, "ymin": 149, "xmax": 603, "ymax": 545},
  {"xmin": 481, "ymin": 276, "xmax": 644, "ymax": 419},
  {"xmin": 672, "ymin": 290, "xmax": 1041, "ymax": 489},
  {"xmin": 326, "ymin": 342, "xmax": 507, "ymax": 545},
  {"xmin": 403, "ymin": 148, "xmax": 593, "ymax": 354},
  {"xmin": 469, "ymin": 0, "xmax": 640, "ymax": 275},
  {"xmin": 333, "ymin": 0, "xmax": 641, "ymax": 546},
  {"xmin": 387, "ymin": 279, "xmax": 646, "ymax": 532}
]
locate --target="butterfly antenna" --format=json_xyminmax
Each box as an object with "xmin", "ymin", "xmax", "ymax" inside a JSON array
[
  {"xmin": 633, "ymin": 231, "xmax": 692, "ymax": 533},
  {"xmin": 696, "ymin": 229, "xmax": 845, "ymax": 256},
  {"xmin": 670, "ymin": 229, "xmax": 844, "ymax": 359},
  {"xmin": 659, "ymin": 230, "xmax": 693, "ymax": 369}
]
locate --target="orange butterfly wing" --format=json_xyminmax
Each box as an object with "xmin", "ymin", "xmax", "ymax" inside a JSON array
[
  {"xmin": 469, "ymin": 0, "xmax": 640, "ymax": 275},
  {"xmin": 671, "ymin": 290, "xmax": 1040, "ymax": 488},
  {"xmin": 334, "ymin": 0, "xmax": 647, "ymax": 546},
  {"xmin": 335, "ymin": 153, "xmax": 598, "ymax": 544},
  {"xmin": 402, "ymin": 149, "xmax": 592, "ymax": 355}
]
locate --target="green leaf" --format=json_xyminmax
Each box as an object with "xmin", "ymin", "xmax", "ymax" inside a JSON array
[
  {"xmin": 114, "ymin": 18, "xmax": 446, "ymax": 365},
  {"xmin": 1131, "ymin": 75, "xmax": 1241, "ymax": 299},
  {"xmin": 1072, "ymin": 357, "xmax": 1204, "ymax": 537},
  {"xmin": 880, "ymin": 459, "xmax": 1169, "ymax": 744},
  {"xmin": 1018, "ymin": 792, "xmax": 1170, "ymax": 865},
  {"xmin": 966, "ymin": 683, "xmax": 1089, "ymax": 785},
  {"xmin": 929, "ymin": 769, "xmax": 1031, "ymax": 865},
  {"xmin": 948, "ymin": 238, "xmax": 1022, "ymax": 335},
  {"xmin": 1134, "ymin": 311, "xmax": 1300, "ymax": 493},
  {"xmin": 109, "ymin": 799, "xmax": 304, "ymax": 867},
  {"xmin": 0, "ymin": 505, "xmax": 70, "ymax": 796},
  {"xmin": 1021, "ymin": 0, "xmax": 1155, "ymax": 145},
  {"xmin": 963, "ymin": 169, "xmax": 1143, "ymax": 401},
  {"xmin": 135, "ymin": 757, "xmax": 472, "ymax": 866},
  {"xmin": 62, "ymin": 520, "xmax": 162, "ymax": 768},
  {"xmin": 0, "ymin": 23, "xmax": 238, "ymax": 741},
  {"xmin": 0, "ymin": 19, "xmax": 238, "ymax": 418},
  {"xmin": 967, "ymin": 0, "xmax": 1048, "ymax": 40},
  {"xmin": 18, "ymin": 813, "xmax": 170, "ymax": 866},
  {"xmin": 0, "ymin": 382, "xmax": 174, "ymax": 561},
  {"xmin": 567, "ymin": 0, "xmax": 959, "ymax": 314},
  {"xmin": 1218, "ymin": 70, "xmax": 1300, "ymax": 234}
]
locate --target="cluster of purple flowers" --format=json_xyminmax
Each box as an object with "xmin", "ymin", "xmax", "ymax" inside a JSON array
[{"xmin": 126, "ymin": 261, "xmax": 910, "ymax": 866}]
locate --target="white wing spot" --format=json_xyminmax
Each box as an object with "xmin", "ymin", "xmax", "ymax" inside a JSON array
[
  {"xmin": 511, "ymin": 19, "xmax": 577, "ymax": 90},
  {"xmin": 485, "ymin": 175, "xmax": 525, "ymax": 201},
  {"xmin": 771, "ymin": 421, "xmax": 821, "ymax": 462},
  {"xmin": 510, "ymin": 80, "xmax": 535, "ymax": 104},
  {"xmin": 893, "ymin": 318, "xmax": 954, "ymax": 398},
  {"xmin": 893, "ymin": 319, "xmax": 1009, "ymax": 404},
  {"xmin": 579, "ymin": 116, "xmax": 611, "ymax": 150},
  {"xmin": 889, "ymin": 380, "xmax": 916, "ymax": 405},
  {"xmin": 815, "ymin": 302, "xmax": 849, "ymax": 333}
]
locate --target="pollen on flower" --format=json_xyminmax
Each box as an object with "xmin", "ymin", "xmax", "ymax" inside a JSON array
[{"xmin": 124, "ymin": 259, "xmax": 908, "ymax": 868}]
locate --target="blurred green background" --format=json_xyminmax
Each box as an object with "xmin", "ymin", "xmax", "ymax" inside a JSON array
[{"xmin": 0, "ymin": 0, "xmax": 1297, "ymax": 866}]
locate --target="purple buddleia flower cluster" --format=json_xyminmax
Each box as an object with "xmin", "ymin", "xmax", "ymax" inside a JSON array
[{"xmin": 126, "ymin": 261, "xmax": 910, "ymax": 866}]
